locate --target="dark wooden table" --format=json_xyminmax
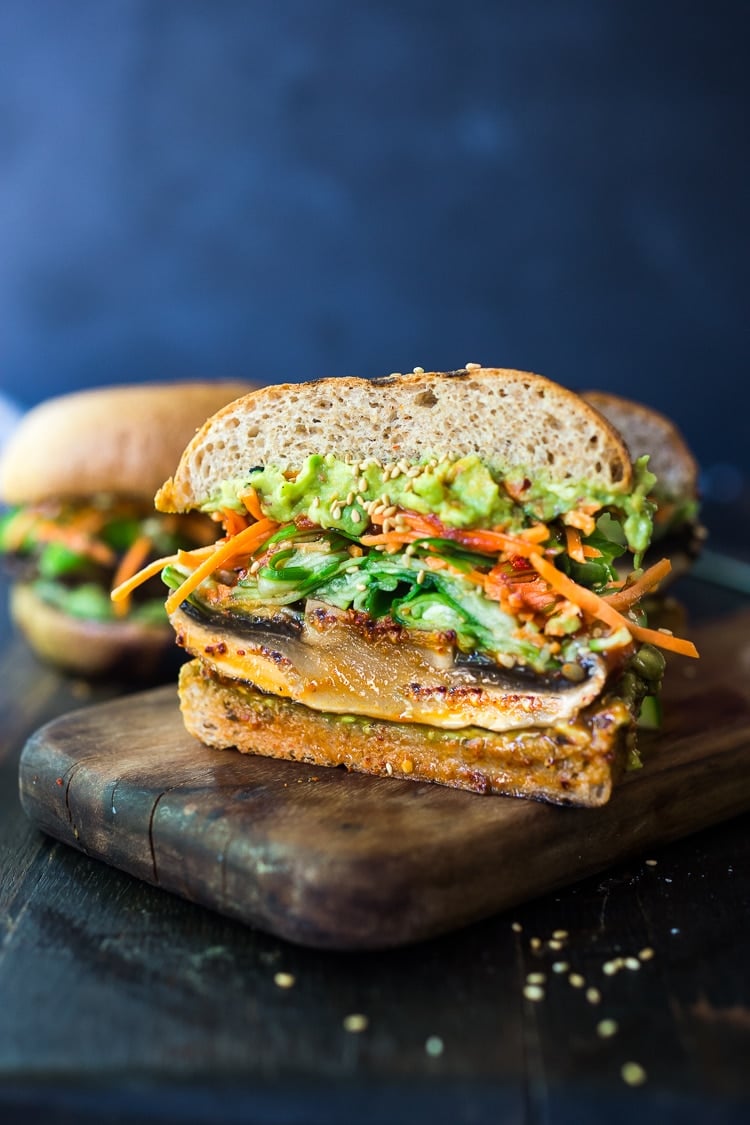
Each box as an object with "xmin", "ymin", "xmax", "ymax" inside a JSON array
[{"xmin": 1, "ymin": 572, "xmax": 748, "ymax": 1125}]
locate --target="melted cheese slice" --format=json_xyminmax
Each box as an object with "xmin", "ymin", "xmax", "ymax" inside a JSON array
[{"xmin": 170, "ymin": 599, "xmax": 608, "ymax": 734}]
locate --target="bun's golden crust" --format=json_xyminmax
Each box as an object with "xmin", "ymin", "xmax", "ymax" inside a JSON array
[
  {"xmin": 156, "ymin": 368, "xmax": 634, "ymax": 512},
  {"xmin": 178, "ymin": 660, "xmax": 633, "ymax": 808},
  {"xmin": 10, "ymin": 582, "xmax": 178, "ymax": 679},
  {"xmin": 0, "ymin": 381, "xmax": 254, "ymax": 506}
]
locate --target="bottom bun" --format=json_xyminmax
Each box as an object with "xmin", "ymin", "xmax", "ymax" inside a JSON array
[
  {"xmin": 10, "ymin": 582, "xmax": 178, "ymax": 680},
  {"xmin": 179, "ymin": 660, "xmax": 635, "ymax": 807}
]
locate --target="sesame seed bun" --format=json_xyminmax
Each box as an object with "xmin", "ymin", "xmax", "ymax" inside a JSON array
[
  {"xmin": 155, "ymin": 368, "xmax": 634, "ymax": 513},
  {"xmin": 0, "ymin": 381, "xmax": 254, "ymax": 506}
]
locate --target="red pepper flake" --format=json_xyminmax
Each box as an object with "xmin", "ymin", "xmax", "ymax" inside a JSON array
[{"xmin": 55, "ymin": 777, "xmax": 64, "ymax": 787}]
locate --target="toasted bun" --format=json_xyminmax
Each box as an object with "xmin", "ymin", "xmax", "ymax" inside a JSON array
[
  {"xmin": 0, "ymin": 381, "xmax": 254, "ymax": 506},
  {"xmin": 581, "ymin": 391, "xmax": 699, "ymax": 502},
  {"xmin": 178, "ymin": 660, "xmax": 633, "ymax": 808},
  {"xmin": 10, "ymin": 582, "xmax": 180, "ymax": 679},
  {"xmin": 156, "ymin": 368, "xmax": 633, "ymax": 512}
]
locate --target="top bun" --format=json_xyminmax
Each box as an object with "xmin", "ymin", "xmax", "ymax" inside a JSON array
[
  {"xmin": 581, "ymin": 391, "xmax": 699, "ymax": 502},
  {"xmin": 156, "ymin": 367, "xmax": 634, "ymax": 512},
  {"xmin": 0, "ymin": 381, "xmax": 254, "ymax": 506}
]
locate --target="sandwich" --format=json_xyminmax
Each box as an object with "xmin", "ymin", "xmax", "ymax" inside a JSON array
[
  {"xmin": 114, "ymin": 367, "xmax": 698, "ymax": 805},
  {"xmin": 581, "ymin": 390, "xmax": 704, "ymax": 581},
  {"xmin": 0, "ymin": 381, "xmax": 252, "ymax": 677}
]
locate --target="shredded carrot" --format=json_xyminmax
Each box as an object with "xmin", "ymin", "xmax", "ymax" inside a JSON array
[
  {"xmin": 221, "ymin": 508, "xmax": 250, "ymax": 536},
  {"xmin": 603, "ymin": 558, "xmax": 672, "ymax": 611},
  {"xmin": 360, "ymin": 529, "xmax": 420, "ymax": 548},
  {"xmin": 111, "ymin": 553, "xmax": 181, "ymax": 604},
  {"xmin": 518, "ymin": 523, "xmax": 550, "ymax": 543},
  {"xmin": 241, "ymin": 487, "xmax": 265, "ymax": 522},
  {"xmin": 164, "ymin": 517, "xmax": 279, "ymax": 615},
  {"xmin": 628, "ymin": 623, "xmax": 699, "ymax": 659},
  {"xmin": 111, "ymin": 535, "xmax": 153, "ymax": 617},
  {"xmin": 529, "ymin": 551, "xmax": 698, "ymax": 658},
  {"xmin": 453, "ymin": 527, "xmax": 537, "ymax": 558},
  {"xmin": 529, "ymin": 551, "xmax": 641, "ymax": 634},
  {"xmin": 582, "ymin": 544, "xmax": 602, "ymax": 558},
  {"xmin": 565, "ymin": 526, "xmax": 586, "ymax": 564}
]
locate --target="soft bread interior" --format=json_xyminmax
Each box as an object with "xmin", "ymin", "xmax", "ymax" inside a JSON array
[{"xmin": 156, "ymin": 368, "xmax": 633, "ymax": 512}]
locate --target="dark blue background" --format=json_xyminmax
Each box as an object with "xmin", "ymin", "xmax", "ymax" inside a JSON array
[{"xmin": 0, "ymin": 1, "xmax": 747, "ymax": 508}]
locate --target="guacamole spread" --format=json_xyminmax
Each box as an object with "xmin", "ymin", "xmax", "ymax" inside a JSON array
[{"xmin": 201, "ymin": 453, "xmax": 656, "ymax": 555}]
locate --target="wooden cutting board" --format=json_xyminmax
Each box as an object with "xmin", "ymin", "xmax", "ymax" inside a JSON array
[{"xmin": 18, "ymin": 610, "xmax": 750, "ymax": 950}]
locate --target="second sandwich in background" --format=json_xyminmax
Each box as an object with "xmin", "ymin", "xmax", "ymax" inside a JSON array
[{"xmin": 0, "ymin": 380, "xmax": 253, "ymax": 678}]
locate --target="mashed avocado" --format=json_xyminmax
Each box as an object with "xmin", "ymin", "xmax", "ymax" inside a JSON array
[{"xmin": 202, "ymin": 453, "xmax": 655, "ymax": 555}]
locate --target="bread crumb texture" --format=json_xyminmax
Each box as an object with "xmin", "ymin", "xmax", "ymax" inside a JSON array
[{"xmin": 157, "ymin": 368, "xmax": 632, "ymax": 511}]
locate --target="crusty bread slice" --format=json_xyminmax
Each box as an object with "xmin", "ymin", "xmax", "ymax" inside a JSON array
[
  {"xmin": 581, "ymin": 391, "xmax": 698, "ymax": 502},
  {"xmin": 156, "ymin": 368, "xmax": 633, "ymax": 512},
  {"xmin": 0, "ymin": 381, "xmax": 254, "ymax": 505},
  {"xmin": 178, "ymin": 659, "xmax": 634, "ymax": 807}
]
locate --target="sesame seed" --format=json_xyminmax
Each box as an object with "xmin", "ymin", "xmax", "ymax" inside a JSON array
[
  {"xmin": 425, "ymin": 1035, "xmax": 444, "ymax": 1057},
  {"xmin": 383, "ymin": 505, "xmax": 398, "ymax": 519},
  {"xmin": 350, "ymin": 510, "xmax": 362, "ymax": 524},
  {"xmin": 356, "ymin": 583, "xmax": 367, "ymax": 592},
  {"xmin": 511, "ymin": 922, "xmax": 523, "ymax": 933},
  {"xmin": 358, "ymin": 477, "xmax": 368, "ymax": 492},
  {"xmin": 621, "ymin": 1061, "xmax": 647, "ymax": 1086},
  {"xmin": 530, "ymin": 937, "xmax": 542, "ymax": 951},
  {"xmin": 624, "ymin": 957, "xmax": 641, "ymax": 971},
  {"xmin": 552, "ymin": 929, "xmax": 569, "ymax": 940},
  {"xmin": 568, "ymin": 973, "xmax": 585, "ymax": 989},
  {"xmin": 602, "ymin": 961, "xmax": 618, "ymax": 976},
  {"xmin": 465, "ymin": 362, "xmax": 481, "ymax": 370},
  {"xmin": 552, "ymin": 961, "xmax": 570, "ymax": 974},
  {"xmin": 406, "ymin": 465, "xmax": 421, "ymax": 478},
  {"xmin": 389, "ymin": 373, "xmax": 402, "ymax": 379},
  {"xmin": 597, "ymin": 1019, "xmax": 619, "ymax": 1039},
  {"xmin": 346, "ymin": 491, "xmax": 354, "ymax": 506},
  {"xmin": 416, "ymin": 570, "xmax": 425, "ymax": 585},
  {"xmin": 526, "ymin": 972, "xmax": 546, "ymax": 985},
  {"xmin": 385, "ymin": 761, "xmax": 393, "ymax": 775},
  {"xmin": 343, "ymin": 1013, "xmax": 369, "ymax": 1033},
  {"xmin": 586, "ymin": 987, "xmax": 601, "ymax": 1005},
  {"xmin": 332, "ymin": 506, "xmax": 342, "ymax": 521},
  {"xmin": 523, "ymin": 984, "xmax": 545, "ymax": 1002},
  {"xmin": 548, "ymin": 939, "xmax": 564, "ymax": 951},
  {"xmin": 638, "ymin": 947, "xmax": 655, "ymax": 961},
  {"xmin": 274, "ymin": 972, "xmax": 295, "ymax": 989},
  {"xmin": 413, "ymin": 366, "xmax": 424, "ymax": 374},
  {"xmin": 645, "ymin": 859, "xmax": 658, "ymax": 866}
]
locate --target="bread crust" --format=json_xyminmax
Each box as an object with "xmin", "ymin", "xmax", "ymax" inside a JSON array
[
  {"xmin": 156, "ymin": 368, "xmax": 634, "ymax": 512},
  {"xmin": 0, "ymin": 381, "xmax": 253, "ymax": 506},
  {"xmin": 581, "ymin": 391, "xmax": 698, "ymax": 501},
  {"xmin": 178, "ymin": 660, "xmax": 633, "ymax": 807},
  {"xmin": 10, "ymin": 581, "xmax": 178, "ymax": 679}
]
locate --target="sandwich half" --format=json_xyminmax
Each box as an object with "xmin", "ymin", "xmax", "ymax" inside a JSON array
[
  {"xmin": 0, "ymin": 381, "xmax": 253, "ymax": 677},
  {"xmin": 116, "ymin": 367, "xmax": 698, "ymax": 804}
]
